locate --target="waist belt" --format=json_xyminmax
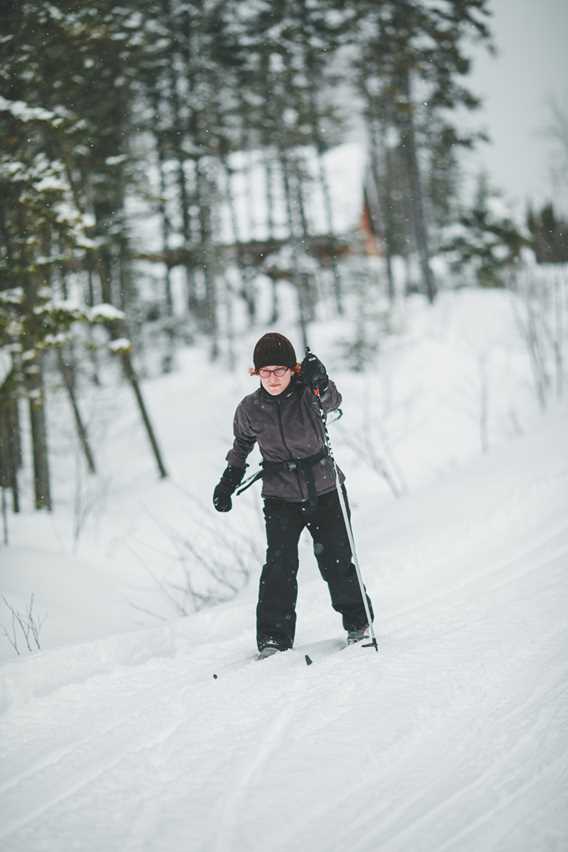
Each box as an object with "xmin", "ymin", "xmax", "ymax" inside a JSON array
[{"xmin": 236, "ymin": 447, "xmax": 329, "ymax": 505}]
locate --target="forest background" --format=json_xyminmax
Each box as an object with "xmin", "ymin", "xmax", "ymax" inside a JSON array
[{"xmin": 0, "ymin": 0, "xmax": 567, "ymax": 582}]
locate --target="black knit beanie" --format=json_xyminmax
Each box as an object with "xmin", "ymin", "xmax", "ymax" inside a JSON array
[{"xmin": 253, "ymin": 332, "xmax": 297, "ymax": 370}]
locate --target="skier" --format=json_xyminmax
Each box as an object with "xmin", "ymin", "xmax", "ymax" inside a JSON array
[{"xmin": 213, "ymin": 332, "xmax": 374, "ymax": 659}]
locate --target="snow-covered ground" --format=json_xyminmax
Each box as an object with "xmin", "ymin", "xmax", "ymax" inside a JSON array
[{"xmin": 1, "ymin": 287, "xmax": 567, "ymax": 850}]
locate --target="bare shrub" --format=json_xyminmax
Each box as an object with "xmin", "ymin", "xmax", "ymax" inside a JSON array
[
  {"xmin": 339, "ymin": 416, "xmax": 407, "ymax": 499},
  {"xmin": 127, "ymin": 491, "xmax": 263, "ymax": 621},
  {"xmin": 1, "ymin": 593, "xmax": 45, "ymax": 655},
  {"xmin": 509, "ymin": 266, "xmax": 568, "ymax": 410}
]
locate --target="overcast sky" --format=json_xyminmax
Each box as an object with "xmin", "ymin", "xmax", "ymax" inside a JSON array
[{"xmin": 469, "ymin": 0, "xmax": 568, "ymax": 214}]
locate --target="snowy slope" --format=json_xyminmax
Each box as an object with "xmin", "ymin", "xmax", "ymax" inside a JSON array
[
  {"xmin": 2, "ymin": 286, "xmax": 552, "ymax": 661},
  {"xmin": 1, "ymin": 400, "xmax": 567, "ymax": 851}
]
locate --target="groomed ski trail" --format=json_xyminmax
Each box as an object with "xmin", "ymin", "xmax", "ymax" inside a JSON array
[
  {"xmin": 1, "ymin": 409, "xmax": 568, "ymax": 852},
  {"xmin": 213, "ymin": 653, "xmax": 311, "ymax": 852}
]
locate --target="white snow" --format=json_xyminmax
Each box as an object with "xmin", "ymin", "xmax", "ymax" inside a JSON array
[
  {"xmin": 33, "ymin": 175, "xmax": 67, "ymax": 193},
  {"xmin": 108, "ymin": 337, "xmax": 132, "ymax": 354},
  {"xmin": 0, "ymin": 97, "xmax": 67, "ymax": 126},
  {"xmin": 0, "ymin": 351, "xmax": 11, "ymax": 385},
  {"xmin": 89, "ymin": 303, "xmax": 126, "ymax": 322},
  {"xmin": 1, "ymin": 286, "xmax": 567, "ymax": 851}
]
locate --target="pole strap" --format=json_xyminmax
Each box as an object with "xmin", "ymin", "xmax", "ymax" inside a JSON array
[{"xmin": 235, "ymin": 469, "xmax": 264, "ymax": 495}]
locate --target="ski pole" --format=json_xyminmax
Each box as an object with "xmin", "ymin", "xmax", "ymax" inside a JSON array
[{"xmin": 306, "ymin": 351, "xmax": 378, "ymax": 652}]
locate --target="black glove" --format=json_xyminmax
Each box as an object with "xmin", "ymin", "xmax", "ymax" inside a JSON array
[
  {"xmin": 213, "ymin": 465, "xmax": 245, "ymax": 513},
  {"xmin": 300, "ymin": 351, "xmax": 329, "ymax": 393}
]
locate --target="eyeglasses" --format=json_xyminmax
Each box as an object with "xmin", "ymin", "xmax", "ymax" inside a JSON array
[{"xmin": 258, "ymin": 367, "xmax": 290, "ymax": 379}]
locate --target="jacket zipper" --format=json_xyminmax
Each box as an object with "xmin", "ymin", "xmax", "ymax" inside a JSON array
[{"xmin": 276, "ymin": 398, "xmax": 304, "ymax": 499}]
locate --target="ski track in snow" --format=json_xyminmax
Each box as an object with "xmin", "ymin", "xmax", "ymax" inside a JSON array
[
  {"xmin": 1, "ymin": 532, "xmax": 567, "ymax": 852},
  {"xmin": 213, "ymin": 657, "xmax": 310, "ymax": 852},
  {"xmin": 1, "ymin": 414, "xmax": 568, "ymax": 851}
]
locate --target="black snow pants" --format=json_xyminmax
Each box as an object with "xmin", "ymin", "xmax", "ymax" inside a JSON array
[{"xmin": 256, "ymin": 486, "xmax": 374, "ymax": 651}]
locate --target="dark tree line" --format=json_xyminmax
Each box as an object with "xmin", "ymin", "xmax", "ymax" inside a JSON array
[{"xmin": 527, "ymin": 203, "xmax": 568, "ymax": 265}]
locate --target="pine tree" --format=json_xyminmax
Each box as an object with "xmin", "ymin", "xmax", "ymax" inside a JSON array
[
  {"xmin": 527, "ymin": 203, "xmax": 568, "ymax": 264},
  {"xmin": 440, "ymin": 172, "xmax": 527, "ymax": 287},
  {"xmin": 350, "ymin": 0, "xmax": 493, "ymax": 301},
  {"xmin": 0, "ymin": 0, "xmax": 169, "ymax": 508}
]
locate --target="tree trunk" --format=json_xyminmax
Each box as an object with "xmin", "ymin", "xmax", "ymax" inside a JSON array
[
  {"xmin": 223, "ymin": 268, "xmax": 236, "ymax": 371},
  {"xmin": 148, "ymin": 87, "xmax": 177, "ymax": 373},
  {"xmin": 237, "ymin": 95, "xmax": 257, "ymax": 325},
  {"xmin": 1, "ymin": 484, "xmax": 7, "ymax": 545},
  {"xmin": 291, "ymin": 153, "xmax": 311, "ymax": 250},
  {"xmin": 269, "ymin": 275, "xmax": 280, "ymax": 325},
  {"xmin": 297, "ymin": 274, "xmax": 311, "ymax": 352},
  {"xmin": 365, "ymin": 99, "xmax": 396, "ymax": 304},
  {"xmin": 293, "ymin": 161, "xmax": 318, "ymax": 323},
  {"xmin": 313, "ymin": 143, "xmax": 343, "ymax": 313},
  {"xmin": 150, "ymin": 90, "xmax": 174, "ymax": 318},
  {"xmin": 260, "ymin": 54, "xmax": 279, "ymax": 323},
  {"xmin": 7, "ymin": 392, "xmax": 21, "ymax": 513},
  {"xmin": 263, "ymin": 147, "xmax": 276, "ymax": 241},
  {"xmin": 26, "ymin": 353, "xmax": 52, "ymax": 511},
  {"xmin": 263, "ymin": 148, "xmax": 280, "ymax": 324},
  {"xmin": 85, "ymin": 255, "xmax": 101, "ymax": 386},
  {"xmin": 0, "ymin": 396, "xmax": 18, "ymax": 520},
  {"xmin": 301, "ymin": 35, "xmax": 344, "ymax": 314},
  {"xmin": 160, "ymin": 0, "xmax": 197, "ymax": 313},
  {"xmin": 118, "ymin": 234, "xmax": 132, "ymax": 314},
  {"xmin": 57, "ymin": 350, "xmax": 96, "ymax": 475},
  {"xmin": 120, "ymin": 351, "xmax": 168, "ymax": 479},
  {"xmin": 196, "ymin": 157, "xmax": 219, "ymax": 358},
  {"xmin": 220, "ymin": 155, "xmax": 254, "ymax": 329},
  {"xmin": 279, "ymin": 148, "xmax": 309, "ymax": 347},
  {"xmin": 93, "ymin": 205, "xmax": 114, "ymax": 305},
  {"xmin": 398, "ymin": 68, "xmax": 436, "ymax": 303}
]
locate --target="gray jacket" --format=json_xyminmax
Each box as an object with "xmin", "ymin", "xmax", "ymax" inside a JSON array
[{"xmin": 226, "ymin": 378, "xmax": 344, "ymax": 501}]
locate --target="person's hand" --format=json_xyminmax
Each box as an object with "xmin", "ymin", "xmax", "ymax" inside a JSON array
[
  {"xmin": 300, "ymin": 351, "xmax": 329, "ymax": 392},
  {"xmin": 213, "ymin": 483, "xmax": 233, "ymax": 512},
  {"xmin": 212, "ymin": 465, "xmax": 245, "ymax": 513}
]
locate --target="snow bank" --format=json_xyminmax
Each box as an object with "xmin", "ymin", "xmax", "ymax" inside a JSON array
[
  {"xmin": 1, "ymin": 286, "xmax": 563, "ymax": 669},
  {"xmin": 0, "ymin": 624, "xmax": 177, "ymax": 715},
  {"xmin": 0, "ymin": 398, "xmax": 566, "ymax": 852}
]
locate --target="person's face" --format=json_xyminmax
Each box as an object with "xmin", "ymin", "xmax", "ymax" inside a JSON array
[{"xmin": 259, "ymin": 365, "xmax": 292, "ymax": 395}]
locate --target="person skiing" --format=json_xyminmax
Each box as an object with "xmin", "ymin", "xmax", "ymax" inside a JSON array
[{"xmin": 213, "ymin": 332, "xmax": 374, "ymax": 659}]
